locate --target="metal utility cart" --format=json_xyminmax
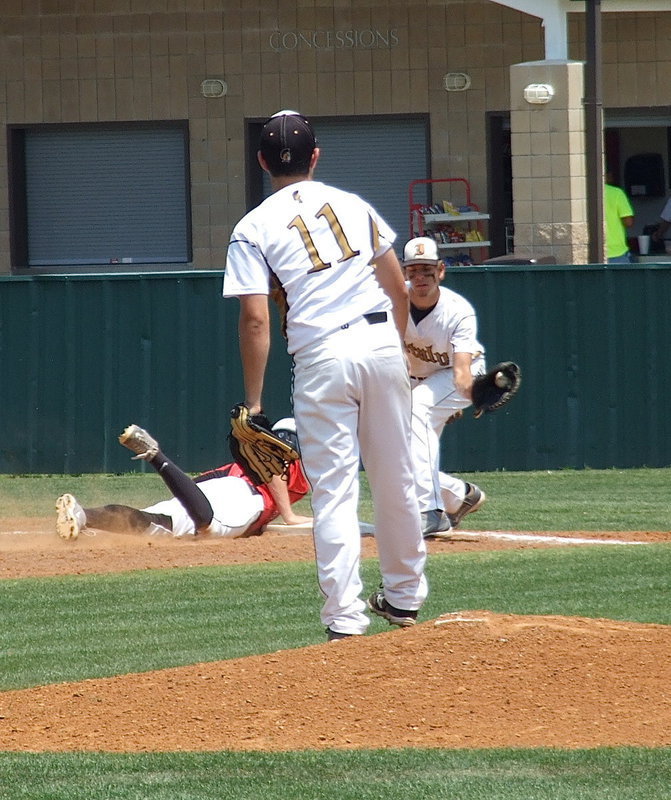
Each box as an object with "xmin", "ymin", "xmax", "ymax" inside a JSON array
[{"xmin": 408, "ymin": 177, "xmax": 490, "ymax": 265}]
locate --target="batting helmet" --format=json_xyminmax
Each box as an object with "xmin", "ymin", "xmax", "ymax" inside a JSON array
[{"xmin": 272, "ymin": 417, "xmax": 300, "ymax": 454}]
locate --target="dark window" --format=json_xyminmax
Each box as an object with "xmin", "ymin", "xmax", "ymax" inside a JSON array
[{"xmin": 8, "ymin": 121, "xmax": 192, "ymax": 270}]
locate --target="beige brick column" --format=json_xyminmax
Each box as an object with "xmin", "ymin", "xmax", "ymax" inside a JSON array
[{"xmin": 509, "ymin": 60, "xmax": 588, "ymax": 265}]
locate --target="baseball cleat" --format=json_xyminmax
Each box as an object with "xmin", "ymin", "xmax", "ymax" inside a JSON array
[
  {"xmin": 421, "ymin": 509, "xmax": 453, "ymax": 540},
  {"xmin": 55, "ymin": 493, "xmax": 86, "ymax": 540},
  {"xmin": 118, "ymin": 424, "xmax": 160, "ymax": 461},
  {"xmin": 367, "ymin": 590, "xmax": 417, "ymax": 627},
  {"xmin": 448, "ymin": 483, "xmax": 486, "ymax": 528},
  {"xmin": 326, "ymin": 628, "xmax": 354, "ymax": 642}
]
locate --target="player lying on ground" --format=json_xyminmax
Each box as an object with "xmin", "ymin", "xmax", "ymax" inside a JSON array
[{"xmin": 55, "ymin": 419, "xmax": 311, "ymax": 540}]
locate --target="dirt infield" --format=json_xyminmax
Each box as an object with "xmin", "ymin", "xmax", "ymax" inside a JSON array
[
  {"xmin": 1, "ymin": 519, "xmax": 669, "ymax": 752},
  {"xmin": 1, "ymin": 517, "xmax": 667, "ymax": 580}
]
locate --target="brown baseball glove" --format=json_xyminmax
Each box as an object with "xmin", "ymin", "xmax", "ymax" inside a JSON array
[{"xmin": 229, "ymin": 403, "xmax": 300, "ymax": 485}]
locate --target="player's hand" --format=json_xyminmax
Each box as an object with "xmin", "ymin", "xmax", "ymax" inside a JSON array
[{"xmin": 280, "ymin": 513, "xmax": 313, "ymax": 526}]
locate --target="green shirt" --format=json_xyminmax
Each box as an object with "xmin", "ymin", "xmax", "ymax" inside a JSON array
[{"xmin": 604, "ymin": 183, "xmax": 634, "ymax": 259}]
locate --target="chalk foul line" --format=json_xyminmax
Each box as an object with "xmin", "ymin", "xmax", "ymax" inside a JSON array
[{"xmin": 456, "ymin": 531, "xmax": 646, "ymax": 545}]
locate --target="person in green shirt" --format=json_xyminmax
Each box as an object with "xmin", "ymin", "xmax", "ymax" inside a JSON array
[{"xmin": 604, "ymin": 170, "xmax": 635, "ymax": 263}]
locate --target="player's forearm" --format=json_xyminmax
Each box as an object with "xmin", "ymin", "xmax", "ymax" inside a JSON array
[
  {"xmin": 239, "ymin": 297, "xmax": 270, "ymax": 413},
  {"xmin": 453, "ymin": 352, "xmax": 474, "ymax": 400},
  {"xmin": 266, "ymin": 474, "xmax": 295, "ymax": 521},
  {"xmin": 388, "ymin": 296, "xmax": 409, "ymax": 339},
  {"xmin": 374, "ymin": 248, "xmax": 410, "ymax": 338},
  {"xmin": 241, "ymin": 340, "xmax": 268, "ymax": 413}
]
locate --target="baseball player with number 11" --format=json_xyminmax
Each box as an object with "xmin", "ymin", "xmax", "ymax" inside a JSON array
[{"xmin": 223, "ymin": 110, "xmax": 427, "ymax": 641}]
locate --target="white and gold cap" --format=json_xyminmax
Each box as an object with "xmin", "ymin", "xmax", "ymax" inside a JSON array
[{"xmin": 402, "ymin": 237, "xmax": 440, "ymax": 266}]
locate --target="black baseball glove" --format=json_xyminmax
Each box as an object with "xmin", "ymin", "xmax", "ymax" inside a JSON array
[
  {"xmin": 471, "ymin": 361, "xmax": 521, "ymax": 419},
  {"xmin": 229, "ymin": 403, "xmax": 300, "ymax": 485}
]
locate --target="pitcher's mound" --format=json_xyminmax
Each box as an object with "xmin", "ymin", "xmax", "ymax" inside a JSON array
[{"xmin": 1, "ymin": 610, "xmax": 669, "ymax": 752}]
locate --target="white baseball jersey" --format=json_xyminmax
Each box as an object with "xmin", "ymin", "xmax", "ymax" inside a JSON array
[
  {"xmin": 406, "ymin": 286, "xmax": 485, "ymax": 515},
  {"xmin": 223, "ymin": 180, "xmax": 393, "ymax": 354},
  {"xmin": 404, "ymin": 286, "xmax": 484, "ymax": 379}
]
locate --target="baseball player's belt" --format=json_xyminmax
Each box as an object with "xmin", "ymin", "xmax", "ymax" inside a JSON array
[
  {"xmin": 341, "ymin": 311, "xmax": 388, "ymax": 331},
  {"xmin": 363, "ymin": 311, "xmax": 387, "ymax": 324}
]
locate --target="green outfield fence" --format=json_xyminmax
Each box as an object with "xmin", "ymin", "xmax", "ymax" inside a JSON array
[{"xmin": 0, "ymin": 264, "xmax": 670, "ymax": 474}]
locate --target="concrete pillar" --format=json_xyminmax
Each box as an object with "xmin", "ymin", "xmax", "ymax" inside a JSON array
[{"xmin": 509, "ymin": 60, "xmax": 588, "ymax": 265}]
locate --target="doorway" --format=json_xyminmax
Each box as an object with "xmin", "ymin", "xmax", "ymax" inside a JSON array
[{"xmin": 486, "ymin": 112, "xmax": 513, "ymax": 258}]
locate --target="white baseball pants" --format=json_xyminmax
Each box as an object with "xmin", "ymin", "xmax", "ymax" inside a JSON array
[
  {"xmin": 143, "ymin": 476, "xmax": 264, "ymax": 538},
  {"xmin": 410, "ymin": 356, "xmax": 486, "ymax": 514},
  {"xmin": 293, "ymin": 316, "xmax": 428, "ymax": 635}
]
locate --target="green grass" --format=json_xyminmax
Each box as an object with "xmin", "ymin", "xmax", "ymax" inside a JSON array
[
  {"xmin": 3, "ymin": 467, "xmax": 670, "ymax": 531},
  {"xmin": 454, "ymin": 468, "xmax": 671, "ymax": 532},
  {"xmin": 1, "ymin": 545, "xmax": 669, "ymax": 691},
  {"xmin": 1, "ymin": 749, "xmax": 670, "ymax": 799},
  {"xmin": 0, "ymin": 473, "xmax": 174, "ymax": 518},
  {"xmin": 1, "ymin": 469, "xmax": 670, "ymax": 798}
]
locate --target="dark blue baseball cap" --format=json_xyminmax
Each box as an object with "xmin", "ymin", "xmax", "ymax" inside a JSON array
[{"xmin": 259, "ymin": 110, "xmax": 316, "ymax": 175}]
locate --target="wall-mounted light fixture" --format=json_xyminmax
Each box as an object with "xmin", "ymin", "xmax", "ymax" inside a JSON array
[
  {"xmin": 523, "ymin": 83, "xmax": 554, "ymax": 104},
  {"xmin": 200, "ymin": 79, "xmax": 228, "ymax": 98},
  {"xmin": 443, "ymin": 72, "xmax": 471, "ymax": 92}
]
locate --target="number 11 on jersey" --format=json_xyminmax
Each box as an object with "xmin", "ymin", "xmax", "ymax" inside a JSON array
[{"xmin": 288, "ymin": 203, "xmax": 361, "ymax": 274}]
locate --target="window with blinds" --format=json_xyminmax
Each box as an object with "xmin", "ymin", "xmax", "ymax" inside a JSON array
[{"xmin": 9, "ymin": 121, "xmax": 192, "ymax": 269}]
